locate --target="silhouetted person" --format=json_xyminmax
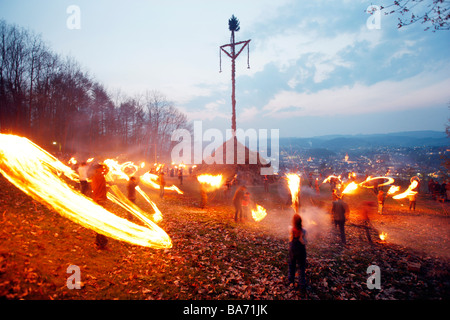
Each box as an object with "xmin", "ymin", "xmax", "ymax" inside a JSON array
[
  {"xmin": 377, "ymin": 190, "xmax": 385, "ymax": 214},
  {"xmin": 233, "ymin": 185, "xmax": 246, "ymax": 222},
  {"xmin": 159, "ymin": 172, "xmax": 165, "ymax": 199},
  {"xmin": 331, "ymin": 196, "xmax": 349, "ymax": 245},
  {"xmin": 78, "ymin": 161, "xmax": 89, "ymax": 195},
  {"xmin": 288, "ymin": 213, "xmax": 307, "ymax": 291},
  {"xmin": 91, "ymin": 164, "xmax": 109, "ymax": 250},
  {"xmin": 409, "ymin": 192, "xmax": 417, "ymax": 210}
]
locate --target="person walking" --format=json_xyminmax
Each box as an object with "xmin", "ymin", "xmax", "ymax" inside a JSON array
[
  {"xmin": 159, "ymin": 171, "xmax": 166, "ymax": 199},
  {"xmin": 127, "ymin": 176, "xmax": 139, "ymax": 221},
  {"xmin": 288, "ymin": 213, "xmax": 307, "ymax": 291},
  {"xmin": 233, "ymin": 185, "xmax": 246, "ymax": 222},
  {"xmin": 331, "ymin": 196, "xmax": 349, "ymax": 245},
  {"xmin": 408, "ymin": 192, "xmax": 417, "ymax": 211},
  {"xmin": 178, "ymin": 168, "xmax": 183, "ymax": 186},
  {"xmin": 242, "ymin": 191, "xmax": 251, "ymax": 221},
  {"xmin": 377, "ymin": 190, "xmax": 385, "ymax": 215},
  {"xmin": 91, "ymin": 164, "xmax": 109, "ymax": 250},
  {"xmin": 78, "ymin": 161, "xmax": 89, "ymax": 195},
  {"xmin": 127, "ymin": 176, "xmax": 139, "ymax": 204}
]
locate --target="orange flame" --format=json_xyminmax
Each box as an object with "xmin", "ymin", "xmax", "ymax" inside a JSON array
[
  {"xmin": 251, "ymin": 204, "xmax": 267, "ymax": 222},
  {"xmin": 342, "ymin": 181, "xmax": 358, "ymax": 194},
  {"xmin": 0, "ymin": 134, "xmax": 171, "ymax": 249},
  {"xmin": 379, "ymin": 232, "xmax": 387, "ymax": 241},
  {"xmin": 392, "ymin": 180, "xmax": 418, "ymax": 200},
  {"xmin": 197, "ymin": 174, "xmax": 223, "ymax": 191},
  {"xmin": 285, "ymin": 173, "xmax": 300, "ymax": 209}
]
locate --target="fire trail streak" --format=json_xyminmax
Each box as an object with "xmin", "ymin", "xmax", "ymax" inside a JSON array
[
  {"xmin": 392, "ymin": 180, "xmax": 419, "ymax": 200},
  {"xmin": 102, "ymin": 159, "xmax": 167, "ymax": 222},
  {"xmin": 0, "ymin": 134, "xmax": 172, "ymax": 249},
  {"xmin": 105, "ymin": 159, "xmax": 183, "ymax": 195},
  {"xmin": 359, "ymin": 176, "xmax": 395, "ymax": 188},
  {"xmin": 140, "ymin": 172, "xmax": 184, "ymax": 194}
]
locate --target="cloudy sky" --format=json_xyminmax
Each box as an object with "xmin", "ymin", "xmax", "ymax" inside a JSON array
[{"xmin": 1, "ymin": 0, "xmax": 449, "ymax": 138}]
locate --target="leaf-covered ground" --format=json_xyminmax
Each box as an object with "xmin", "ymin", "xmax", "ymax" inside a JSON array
[{"xmin": 0, "ymin": 174, "xmax": 449, "ymax": 300}]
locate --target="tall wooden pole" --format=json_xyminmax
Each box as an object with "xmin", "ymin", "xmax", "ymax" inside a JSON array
[
  {"xmin": 220, "ymin": 16, "xmax": 250, "ymax": 165},
  {"xmin": 231, "ymin": 29, "xmax": 236, "ymax": 134}
]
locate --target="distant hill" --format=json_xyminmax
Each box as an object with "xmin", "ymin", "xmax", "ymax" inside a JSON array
[{"xmin": 280, "ymin": 130, "xmax": 448, "ymax": 150}]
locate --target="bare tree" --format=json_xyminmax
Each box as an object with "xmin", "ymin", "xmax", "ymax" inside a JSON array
[
  {"xmin": 0, "ymin": 19, "xmax": 191, "ymax": 160},
  {"xmin": 381, "ymin": 0, "xmax": 450, "ymax": 30},
  {"xmin": 142, "ymin": 90, "xmax": 191, "ymax": 162}
]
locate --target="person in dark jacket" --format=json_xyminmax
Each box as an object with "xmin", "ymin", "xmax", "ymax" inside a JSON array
[
  {"xmin": 232, "ymin": 185, "xmax": 246, "ymax": 222},
  {"xmin": 127, "ymin": 176, "xmax": 139, "ymax": 203},
  {"xmin": 127, "ymin": 176, "xmax": 139, "ymax": 221},
  {"xmin": 331, "ymin": 197, "xmax": 349, "ymax": 245}
]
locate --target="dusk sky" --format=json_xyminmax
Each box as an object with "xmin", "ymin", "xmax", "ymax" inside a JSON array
[{"xmin": 1, "ymin": 0, "xmax": 449, "ymax": 138}]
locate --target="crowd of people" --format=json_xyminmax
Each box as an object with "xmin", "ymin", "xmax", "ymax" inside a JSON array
[
  {"xmin": 428, "ymin": 178, "xmax": 450, "ymax": 202},
  {"xmin": 70, "ymin": 158, "xmax": 447, "ymax": 294}
]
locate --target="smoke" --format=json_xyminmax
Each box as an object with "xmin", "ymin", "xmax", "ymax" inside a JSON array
[
  {"xmin": 299, "ymin": 205, "xmax": 331, "ymax": 242},
  {"xmin": 261, "ymin": 201, "xmax": 331, "ymax": 243}
]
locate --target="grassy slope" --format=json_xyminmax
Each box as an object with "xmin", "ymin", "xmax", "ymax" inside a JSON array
[{"xmin": 0, "ymin": 174, "xmax": 449, "ymax": 300}]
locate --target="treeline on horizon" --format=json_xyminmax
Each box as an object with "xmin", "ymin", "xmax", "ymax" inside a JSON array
[{"xmin": 0, "ymin": 19, "xmax": 192, "ymax": 162}]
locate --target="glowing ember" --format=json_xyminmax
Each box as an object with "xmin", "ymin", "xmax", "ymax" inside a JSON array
[
  {"xmin": 251, "ymin": 204, "xmax": 267, "ymax": 222},
  {"xmin": 197, "ymin": 174, "xmax": 223, "ymax": 191},
  {"xmin": 0, "ymin": 134, "xmax": 171, "ymax": 249},
  {"xmin": 392, "ymin": 180, "xmax": 419, "ymax": 200},
  {"xmin": 285, "ymin": 173, "xmax": 300, "ymax": 210},
  {"xmin": 379, "ymin": 232, "xmax": 387, "ymax": 241},
  {"xmin": 342, "ymin": 181, "xmax": 358, "ymax": 194}
]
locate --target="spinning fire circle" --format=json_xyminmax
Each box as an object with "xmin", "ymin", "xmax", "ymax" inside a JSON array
[{"xmin": 359, "ymin": 176, "xmax": 395, "ymax": 189}]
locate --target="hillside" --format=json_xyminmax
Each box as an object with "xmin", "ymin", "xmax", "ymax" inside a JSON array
[{"xmin": 280, "ymin": 130, "xmax": 448, "ymax": 150}]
